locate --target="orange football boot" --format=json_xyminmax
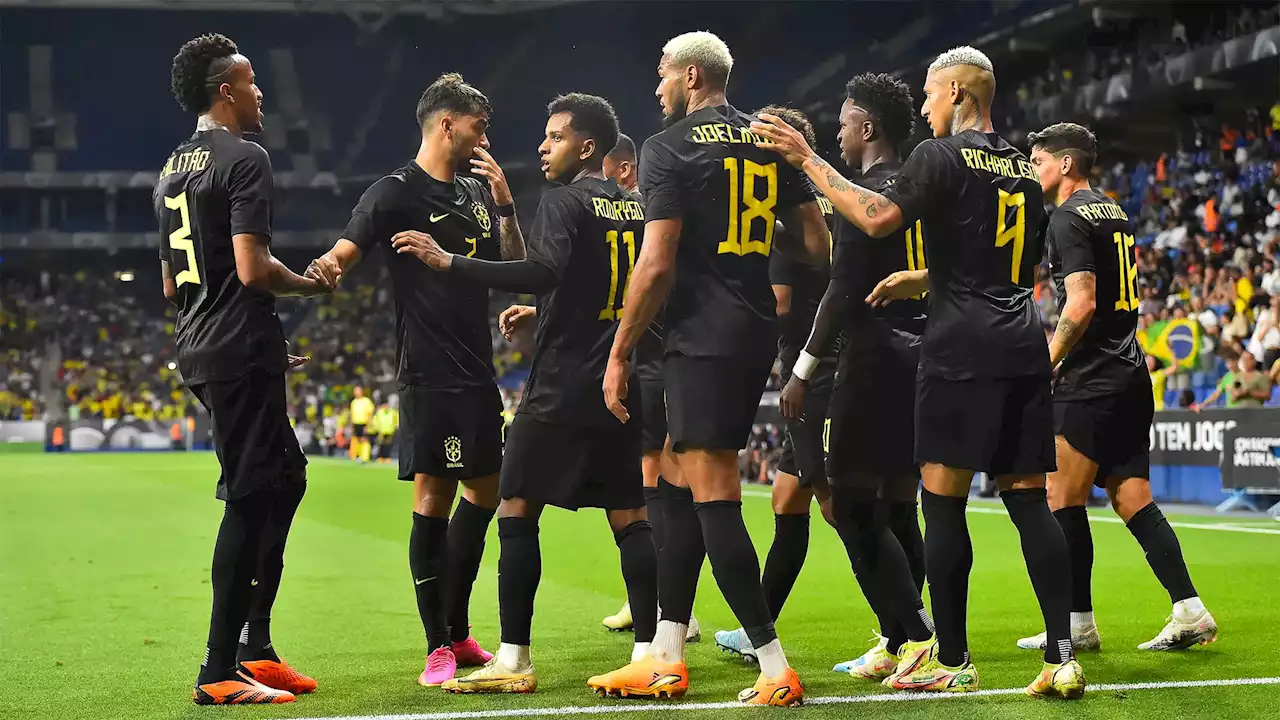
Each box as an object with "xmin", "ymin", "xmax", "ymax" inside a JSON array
[
  {"xmin": 193, "ymin": 671, "xmax": 296, "ymax": 705},
  {"xmin": 738, "ymin": 667, "xmax": 804, "ymax": 707},
  {"xmin": 586, "ymin": 656, "xmax": 689, "ymax": 699},
  {"xmin": 239, "ymin": 657, "xmax": 318, "ymax": 695}
]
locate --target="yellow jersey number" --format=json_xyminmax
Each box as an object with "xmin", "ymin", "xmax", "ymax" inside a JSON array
[
  {"xmin": 1113, "ymin": 232, "xmax": 1139, "ymax": 311},
  {"xmin": 904, "ymin": 219, "xmax": 927, "ymax": 299},
  {"xmin": 995, "ymin": 188, "xmax": 1026, "ymax": 285},
  {"xmin": 598, "ymin": 230, "xmax": 637, "ymax": 321},
  {"xmin": 718, "ymin": 158, "xmax": 778, "ymax": 256},
  {"xmin": 164, "ymin": 192, "xmax": 201, "ymax": 287}
]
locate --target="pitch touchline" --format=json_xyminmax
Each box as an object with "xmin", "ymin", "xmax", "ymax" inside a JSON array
[
  {"xmin": 325, "ymin": 461, "xmax": 1279, "ymax": 536},
  {"xmin": 289, "ymin": 676, "xmax": 1280, "ymax": 720}
]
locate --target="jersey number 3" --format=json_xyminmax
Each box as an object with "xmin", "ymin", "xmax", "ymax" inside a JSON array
[
  {"xmin": 995, "ymin": 188, "xmax": 1026, "ymax": 285},
  {"xmin": 164, "ymin": 192, "xmax": 201, "ymax": 287},
  {"xmin": 719, "ymin": 158, "xmax": 778, "ymax": 257},
  {"xmin": 599, "ymin": 230, "xmax": 637, "ymax": 321}
]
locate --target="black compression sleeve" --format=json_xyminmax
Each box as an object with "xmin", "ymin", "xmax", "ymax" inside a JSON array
[{"xmin": 450, "ymin": 256, "xmax": 559, "ymax": 294}]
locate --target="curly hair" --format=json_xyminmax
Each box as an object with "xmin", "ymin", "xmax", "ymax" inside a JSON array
[
  {"xmin": 547, "ymin": 93, "xmax": 620, "ymax": 162},
  {"xmin": 416, "ymin": 72, "xmax": 492, "ymax": 127},
  {"xmin": 170, "ymin": 33, "xmax": 240, "ymax": 114},
  {"xmin": 1027, "ymin": 122, "xmax": 1098, "ymax": 175},
  {"xmin": 755, "ymin": 105, "xmax": 817, "ymax": 148},
  {"xmin": 845, "ymin": 73, "xmax": 916, "ymax": 148}
]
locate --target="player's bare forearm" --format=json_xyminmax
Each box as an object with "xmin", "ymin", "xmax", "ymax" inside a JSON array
[
  {"xmin": 498, "ymin": 215, "xmax": 525, "ymax": 260},
  {"xmin": 1048, "ymin": 271, "xmax": 1096, "ymax": 368},
  {"xmin": 610, "ymin": 220, "xmax": 679, "ymax": 361},
  {"xmin": 801, "ymin": 277, "xmax": 850, "ymax": 360},
  {"xmin": 326, "ymin": 239, "xmax": 364, "ymax": 272},
  {"xmin": 160, "ymin": 260, "xmax": 178, "ymax": 306},
  {"xmin": 800, "ymin": 155, "xmax": 903, "ymax": 239}
]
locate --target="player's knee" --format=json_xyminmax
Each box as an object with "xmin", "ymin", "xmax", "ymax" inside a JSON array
[
  {"xmin": 461, "ymin": 473, "xmax": 500, "ymax": 510},
  {"xmin": 413, "ymin": 474, "xmax": 458, "ymax": 517},
  {"xmin": 641, "ymin": 453, "xmax": 662, "ymax": 489},
  {"xmin": 771, "ymin": 473, "xmax": 809, "ymax": 515},
  {"xmin": 1105, "ymin": 477, "xmax": 1152, "ymax": 522},
  {"xmin": 497, "ymin": 496, "xmax": 539, "ymax": 520},
  {"xmin": 996, "ymin": 472, "xmax": 1047, "ymax": 493},
  {"xmin": 1045, "ymin": 474, "xmax": 1089, "ymax": 511},
  {"xmin": 817, "ymin": 495, "xmax": 837, "ymax": 529},
  {"xmin": 607, "ymin": 507, "xmax": 647, "ymax": 533},
  {"xmin": 921, "ymin": 464, "xmax": 975, "ymax": 497}
]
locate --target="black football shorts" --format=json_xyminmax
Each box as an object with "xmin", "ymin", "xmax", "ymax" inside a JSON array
[
  {"xmin": 777, "ymin": 363, "xmax": 833, "ymax": 487},
  {"xmin": 665, "ymin": 350, "xmax": 774, "ymax": 452},
  {"xmin": 499, "ymin": 413, "xmax": 644, "ymax": 511},
  {"xmin": 398, "ymin": 384, "xmax": 504, "ymax": 481},
  {"xmin": 826, "ymin": 334, "xmax": 921, "ymax": 488},
  {"xmin": 915, "ymin": 374, "xmax": 1056, "ymax": 476},
  {"xmin": 1054, "ymin": 370, "xmax": 1153, "ymax": 487},
  {"xmin": 351, "ymin": 423, "xmax": 368, "ymax": 439},
  {"xmin": 189, "ymin": 370, "xmax": 307, "ymax": 502},
  {"xmin": 638, "ymin": 378, "xmax": 668, "ymax": 454}
]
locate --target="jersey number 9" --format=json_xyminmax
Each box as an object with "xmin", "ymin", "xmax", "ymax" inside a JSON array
[
  {"xmin": 995, "ymin": 188, "xmax": 1026, "ymax": 285},
  {"xmin": 718, "ymin": 158, "xmax": 778, "ymax": 257}
]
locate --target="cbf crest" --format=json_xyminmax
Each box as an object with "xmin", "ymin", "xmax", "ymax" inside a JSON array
[
  {"xmin": 444, "ymin": 435, "xmax": 463, "ymax": 468},
  {"xmin": 472, "ymin": 202, "xmax": 492, "ymax": 235}
]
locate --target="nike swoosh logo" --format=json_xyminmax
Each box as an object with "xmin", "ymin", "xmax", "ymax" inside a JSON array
[
  {"xmin": 250, "ymin": 579, "xmax": 259, "ymax": 587},
  {"xmin": 429, "ymin": 213, "xmax": 449, "ymax": 223},
  {"xmin": 415, "ymin": 577, "xmax": 436, "ymax": 586}
]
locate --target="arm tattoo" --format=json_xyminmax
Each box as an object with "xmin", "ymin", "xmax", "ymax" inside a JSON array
[
  {"xmin": 499, "ymin": 215, "xmax": 525, "ymax": 260},
  {"xmin": 1054, "ymin": 314, "xmax": 1083, "ymax": 346},
  {"xmin": 827, "ymin": 171, "xmax": 851, "ymax": 193},
  {"xmin": 866, "ymin": 204, "xmax": 878, "ymax": 218}
]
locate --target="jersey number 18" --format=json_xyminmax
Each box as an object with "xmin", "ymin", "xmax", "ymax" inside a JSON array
[{"xmin": 718, "ymin": 158, "xmax": 778, "ymax": 257}]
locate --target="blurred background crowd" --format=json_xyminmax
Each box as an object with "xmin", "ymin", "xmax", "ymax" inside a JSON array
[{"xmin": 2, "ymin": 0, "xmax": 1278, "ymax": 484}]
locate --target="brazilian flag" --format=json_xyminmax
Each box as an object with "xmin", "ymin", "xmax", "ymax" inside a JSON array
[{"xmin": 1139, "ymin": 318, "xmax": 1201, "ymax": 370}]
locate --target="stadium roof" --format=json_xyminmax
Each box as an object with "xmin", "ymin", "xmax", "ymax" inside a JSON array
[{"xmin": 0, "ymin": 0, "xmax": 588, "ymax": 15}]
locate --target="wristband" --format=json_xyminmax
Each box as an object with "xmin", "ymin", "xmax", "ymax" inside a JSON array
[
  {"xmin": 495, "ymin": 203, "xmax": 516, "ymax": 218},
  {"xmin": 792, "ymin": 350, "xmax": 820, "ymax": 382}
]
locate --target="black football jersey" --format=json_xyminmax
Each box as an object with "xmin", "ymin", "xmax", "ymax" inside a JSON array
[
  {"xmin": 154, "ymin": 129, "xmax": 286, "ymax": 384},
  {"xmin": 832, "ymin": 161, "xmax": 928, "ymax": 356},
  {"xmin": 342, "ymin": 162, "xmax": 501, "ymax": 388},
  {"xmin": 517, "ymin": 176, "xmax": 645, "ymax": 427},
  {"xmin": 770, "ymin": 193, "xmax": 837, "ymax": 368},
  {"xmin": 1048, "ymin": 187, "xmax": 1145, "ymax": 399},
  {"xmin": 882, "ymin": 130, "xmax": 1050, "ymax": 379},
  {"xmin": 640, "ymin": 104, "xmax": 817, "ymax": 359}
]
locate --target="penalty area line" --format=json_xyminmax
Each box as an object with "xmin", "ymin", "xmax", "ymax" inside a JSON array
[{"xmin": 291, "ymin": 676, "xmax": 1280, "ymax": 720}]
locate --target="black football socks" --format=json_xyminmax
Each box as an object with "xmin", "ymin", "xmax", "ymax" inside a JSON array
[
  {"xmin": 834, "ymin": 491, "xmax": 932, "ymax": 655},
  {"xmin": 1002, "ymin": 488, "xmax": 1074, "ymax": 665},
  {"xmin": 888, "ymin": 500, "xmax": 926, "ymax": 592},
  {"xmin": 921, "ymin": 489, "xmax": 973, "ymax": 668},
  {"xmin": 1126, "ymin": 502, "xmax": 1198, "ymax": 603},
  {"xmin": 760, "ymin": 513, "xmax": 810, "ymax": 621},
  {"xmin": 644, "ymin": 482, "xmax": 665, "ymax": 555},
  {"xmin": 446, "ymin": 498, "xmax": 496, "ymax": 643},
  {"xmin": 614, "ymin": 520, "xmax": 659, "ymax": 643},
  {"xmin": 497, "ymin": 516, "xmax": 541, "ymax": 646},
  {"xmin": 199, "ymin": 497, "xmax": 270, "ymax": 686},
  {"xmin": 238, "ymin": 484, "xmax": 306, "ymax": 664},
  {"xmin": 657, "ymin": 480, "xmax": 703, "ymax": 624},
  {"xmin": 697, "ymin": 500, "xmax": 776, "ymax": 650},
  {"xmin": 1053, "ymin": 505, "xmax": 1094, "ymax": 614},
  {"xmin": 409, "ymin": 512, "xmax": 451, "ymax": 652}
]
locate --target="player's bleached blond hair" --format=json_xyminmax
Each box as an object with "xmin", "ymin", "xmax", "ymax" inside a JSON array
[
  {"xmin": 662, "ymin": 31, "xmax": 734, "ymax": 88},
  {"xmin": 927, "ymin": 45, "xmax": 994, "ymax": 75}
]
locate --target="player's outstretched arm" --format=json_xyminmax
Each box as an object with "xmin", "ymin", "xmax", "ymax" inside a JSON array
[
  {"xmin": 1048, "ymin": 270, "xmax": 1096, "ymax": 368},
  {"xmin": 232, "ymin": 233, "xmax": 332, "ymax": 297},
  {"xmin": 866, "ymin": 269, "xmax": 929, "ymax": 307},
  {"xmin": 752, "ymin": 113, "xmax": 903, "ymax": 239},
  {"xmin": 603, "ymin": 218, "xmax": 680, "ymax": 423}
]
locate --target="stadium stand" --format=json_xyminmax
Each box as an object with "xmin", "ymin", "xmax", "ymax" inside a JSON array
[{"xmin": 2, "ymin": 0, "xmax": 1278, "ymax": 486}]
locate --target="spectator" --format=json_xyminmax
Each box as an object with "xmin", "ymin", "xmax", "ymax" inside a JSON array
[{"xmin": 1231, "ymin": 351, "xmax": 1272, "ymax": 407}]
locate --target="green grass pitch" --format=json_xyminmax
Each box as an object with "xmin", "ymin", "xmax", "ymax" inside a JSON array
[{"xmin": 3, "ymin": 452, "xmax": 1278, "ymax": 720}]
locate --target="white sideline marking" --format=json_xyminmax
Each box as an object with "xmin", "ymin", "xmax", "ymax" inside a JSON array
[
  {"xmin": 322, "ymin": 460, "xmax": 1280, "ymax": 536},
  {"xmin": 289, "ymin": 676, "xmax": 1280, "ymax": 720},
  {"xmin": 966, "ymin": 505, "xmax": 1280, "ymax": 536}
]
